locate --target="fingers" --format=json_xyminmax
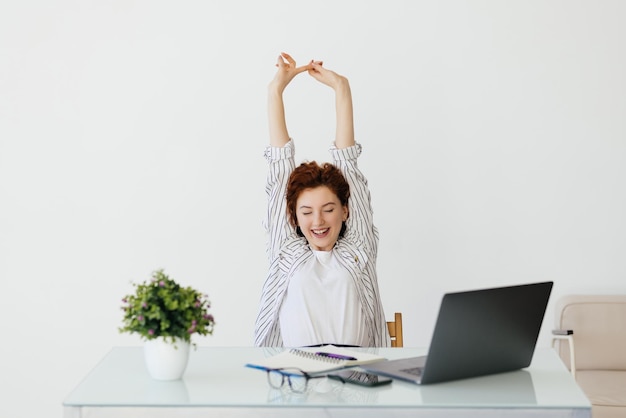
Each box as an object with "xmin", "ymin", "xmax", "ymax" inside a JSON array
[
  {"xmin": 281, "ymin": 52, "xmax": 295, "ymax": 65},
  {"xmin": 294, "ymin": 64, "xmax": 311, "ymax": 75},
  {"xmin": 308, "ymin": 61, "xmax": 326, "ymax": 78},
  {"xmin": 276, "ymin": 52, "xmax": 322, "ymax": 67},
  {"xmin": 273, "ymin": 53, "xmax": 330, "ymax": 84},
  {"xmin": 310, "ymin": 61, "xmax": 325, "ymax": 72},
  {"xmin": 275, "ymin": 52, "xmax": 296, "ymax": 69}
]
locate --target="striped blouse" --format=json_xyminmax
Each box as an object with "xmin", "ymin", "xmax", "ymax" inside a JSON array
[{"xmin": 253, "ymin": 139, "xmax": 390, "ymax": 347}]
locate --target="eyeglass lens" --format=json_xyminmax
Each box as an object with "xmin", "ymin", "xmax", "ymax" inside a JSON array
[{"xmin": 267, "ymin": 369, "xmax": 308, "ymax": 393}]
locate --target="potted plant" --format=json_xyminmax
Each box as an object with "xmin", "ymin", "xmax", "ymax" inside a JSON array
[{"xmin": 120, "ymin": 269, "xmax": 215, "ymax": 380}]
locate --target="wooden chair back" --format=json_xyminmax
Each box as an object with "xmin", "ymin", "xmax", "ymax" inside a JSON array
[{"xmin": 387, "ymin": 312, "xmax": 403, "ymax": 347}]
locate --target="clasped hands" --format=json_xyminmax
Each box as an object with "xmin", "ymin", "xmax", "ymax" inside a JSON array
[{"xmin": 270, "ymin": 52, "xmax": 348, "ymax": 93}]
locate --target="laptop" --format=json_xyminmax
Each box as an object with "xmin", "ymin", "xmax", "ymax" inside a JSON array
[{"xmin": 362, "ymin": 281, "xmax": 553, "ymax": 384}]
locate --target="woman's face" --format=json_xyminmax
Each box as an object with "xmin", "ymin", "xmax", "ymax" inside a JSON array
[{"xmin": 295, "ymin": 186, "xmax": 348, "ymax": 252}]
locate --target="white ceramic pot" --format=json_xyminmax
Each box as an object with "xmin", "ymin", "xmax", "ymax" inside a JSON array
[{"xmin": 143, "ymin": 337, "xmax": 190, "ymax": 380}]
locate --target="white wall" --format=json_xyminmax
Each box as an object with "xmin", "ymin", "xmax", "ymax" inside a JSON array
[{"xmin": 1, "ymin": 1, "xmax": 625, "ymax": 416}]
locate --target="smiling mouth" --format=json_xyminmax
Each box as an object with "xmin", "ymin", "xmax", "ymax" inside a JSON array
[{"xmin": 311, "ymin": 228, "xmax": 330, "ymax": 237}]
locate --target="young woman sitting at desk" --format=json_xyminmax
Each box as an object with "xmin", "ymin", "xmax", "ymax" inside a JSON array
[{"xmin": 254, "ymin": 53, "xmax": 389, "ymax": 348}]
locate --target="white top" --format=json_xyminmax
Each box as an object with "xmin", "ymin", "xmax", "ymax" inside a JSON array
[{"xmin": 279, "ymin": 250, "xmax": 367, "ymax": 347}]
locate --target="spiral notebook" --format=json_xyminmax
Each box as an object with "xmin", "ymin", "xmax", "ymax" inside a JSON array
[{"xmin": 245, "ymin": 345, "xmax": 386, "ymax": 374}]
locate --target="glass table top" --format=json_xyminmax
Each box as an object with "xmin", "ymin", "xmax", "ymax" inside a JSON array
[{"xmin": 64, "ymin": 347, "xmax": 591, "ymax": 410}]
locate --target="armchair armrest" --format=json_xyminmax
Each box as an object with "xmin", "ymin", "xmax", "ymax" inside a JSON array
[{"xmin": 551, "ymin": 329, "xmax": 576, "ymax": 378}]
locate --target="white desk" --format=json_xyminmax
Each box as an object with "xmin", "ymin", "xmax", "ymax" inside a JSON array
[{"xmin": 63, "ymin": 347, "xmax": 591, "ymax": 418}]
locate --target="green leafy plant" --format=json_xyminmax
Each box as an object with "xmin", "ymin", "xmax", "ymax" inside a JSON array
[{"xmin": 120, "ymin": 269, "xmax": 215, "ymax": 345}]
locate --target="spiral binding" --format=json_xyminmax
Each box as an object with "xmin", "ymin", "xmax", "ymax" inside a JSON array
[{"xmin": 289, "ymin": 348, "xmax": 343, "ymax": 363}]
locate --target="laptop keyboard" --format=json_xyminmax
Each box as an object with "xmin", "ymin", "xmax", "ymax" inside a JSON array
[{"xmin": 400, "ymin": 367, "xmax": 423, "ymax": 376}]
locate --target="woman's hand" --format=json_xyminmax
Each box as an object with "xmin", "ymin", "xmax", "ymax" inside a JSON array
[
  {"xmin": 307, "ymin": 61, "xmax": 349, "ymax": 91},
  {"xmin": 269, "ymin": 52, "xmax": 312, "ymax": 94}
]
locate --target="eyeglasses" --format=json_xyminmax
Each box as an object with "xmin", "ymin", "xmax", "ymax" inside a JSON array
[{"xmin": 266, "ymin": 367, "xmax": 327, "ymax": 393}]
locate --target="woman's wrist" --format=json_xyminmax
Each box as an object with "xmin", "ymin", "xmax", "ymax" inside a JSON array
[
  {"xmin": 332, "ymin": 76, "xmax": 351, "ymax": 95},
  {"xmin": 334, "ymin": 77, "xmax": 352, "ymax": 100},
  {"xmin": 268, "ymin": 81, "xmax": 286, "ymax": 96}
]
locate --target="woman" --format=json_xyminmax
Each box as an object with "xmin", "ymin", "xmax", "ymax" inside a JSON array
[{"xmin": 254, "ymin": 53, "xmax": 389, "ymax": 347}]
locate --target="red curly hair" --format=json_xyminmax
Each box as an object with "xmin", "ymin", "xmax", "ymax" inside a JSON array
[{"xmin": 286, "ymin": 161, "xmax": 350, "ymax": 232}]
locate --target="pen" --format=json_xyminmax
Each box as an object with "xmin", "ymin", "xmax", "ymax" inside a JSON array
[{"xmin": 315, "ymin": 352, "xmax": 357, "ymax": 361}]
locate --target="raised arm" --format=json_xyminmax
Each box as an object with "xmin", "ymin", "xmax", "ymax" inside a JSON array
[
  {"xmin": 268, "ymin": 53, "xmax": 312, "ymax": 147},
  {"xmin": 307, "ymin": 62, "xmax": 355, "ymax": 149}
]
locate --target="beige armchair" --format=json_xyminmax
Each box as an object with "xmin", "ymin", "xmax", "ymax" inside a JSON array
[{"xmin": 552, "ymin": 295, "xmax": 626, "ymax": 418}]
